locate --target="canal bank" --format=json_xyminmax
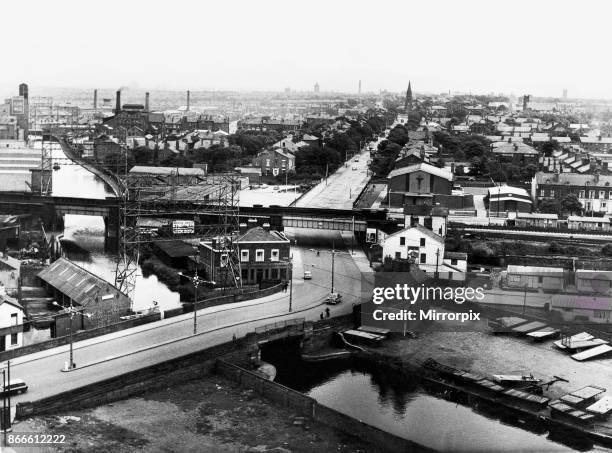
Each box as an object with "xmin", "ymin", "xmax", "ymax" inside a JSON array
[{"xmin": 259, "ymin": 334, "xmax": 600, "ymax": 452}]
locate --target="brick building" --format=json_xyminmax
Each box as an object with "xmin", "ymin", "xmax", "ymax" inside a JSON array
[
  {"xmin": 199, "ymin": 225, "xmax": 291, "ymax": 287},
  {"xmin": 387, "ymin": 162, "xmax": 453, "ymax": 207}
]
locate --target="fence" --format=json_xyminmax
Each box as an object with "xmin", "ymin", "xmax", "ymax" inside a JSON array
[{"xmin": 216, "ymin": 360, "xmax": 431, "ymax": 453}]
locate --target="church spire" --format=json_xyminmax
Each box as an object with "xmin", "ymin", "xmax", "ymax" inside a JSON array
[{"xmin": 405, "ymin": 81, "xmax": 413, "ymax": 113}]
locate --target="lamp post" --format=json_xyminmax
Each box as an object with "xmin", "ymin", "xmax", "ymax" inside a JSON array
[
  {"xmin": 53, "ymin": 301, "xmax": 90, "ymax": 370},
  {"xmin": 179, "ymin": 269, "xmax": 214, "ymax": 334}
]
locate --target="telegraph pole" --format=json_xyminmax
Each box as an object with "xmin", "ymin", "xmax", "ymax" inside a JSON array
[
  {"xmin": 289, "ymin": 255, "xmax": 293, "ymax": 312},
  {"xmin": 331, "ymin": 242, "xmax": 335, "ymax": 293}
]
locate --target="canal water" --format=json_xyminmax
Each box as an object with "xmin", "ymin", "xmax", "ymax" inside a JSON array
[
  {"xmin": 42, "ymin": 141, "xmax": 180, "ymax": 311},
  {"xmin": 263, "ymin": 341, "xmax": 607, "ymax": 453}
]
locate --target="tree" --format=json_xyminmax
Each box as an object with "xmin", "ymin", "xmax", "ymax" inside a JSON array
[
  {"xmin": 561, "ymin": 194, "xmax": 583, "ymax": 215},
  {"xmin": 539, "ymin": 198, "xmax": 561, "ymax": 214}
]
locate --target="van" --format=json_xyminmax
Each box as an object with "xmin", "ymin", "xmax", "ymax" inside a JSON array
[
  {"xmin": 303, "ymin": 271, "xmax": 312, "ymax": 280},
  {"xmin": 1, "ymin": 379, "xmax": 28, "ymax": 396}
]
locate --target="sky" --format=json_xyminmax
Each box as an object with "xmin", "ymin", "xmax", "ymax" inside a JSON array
[{"xmin": 2, "ymin": 0, "xmax": 612, "ymax": 99}]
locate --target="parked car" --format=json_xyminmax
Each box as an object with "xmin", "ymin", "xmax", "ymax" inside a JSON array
[
  {"xmin": 352, "ymin": 166, "xmax": 358, "ymax": 170},
  {"xmin": 326, "ymin": 292, "xmax": 342, "ymax": 305},
  {"xmin": 1, "ymin": 379, "xmax": 28, "ymax": 396},
  {"xmin": 303, "ymin": 270, "xmax": 312, "ymax": 280}
]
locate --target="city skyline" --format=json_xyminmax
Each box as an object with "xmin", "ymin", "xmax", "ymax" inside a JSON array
[{"xmin": 2, "ymin": 0, "xmax": 612, "ymax": 99}]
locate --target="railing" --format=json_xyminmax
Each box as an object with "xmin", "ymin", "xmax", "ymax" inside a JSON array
[{"xmin": 254, "ymin": 317, "xmax": 306, "ymax": 335}]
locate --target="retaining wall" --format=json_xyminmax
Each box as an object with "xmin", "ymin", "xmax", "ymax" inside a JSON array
[{"xmin": 216, "ymin": 360, "xmax": 431, "ymax": 453}]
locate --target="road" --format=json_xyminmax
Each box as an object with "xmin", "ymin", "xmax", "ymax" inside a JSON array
[
  {"xmin": 6, "ymin": 230, "xmax": 369, "ymax": 408},
  {"xmin": 296, "ymin": 138, "xmax": 381, "ymax": 209}
]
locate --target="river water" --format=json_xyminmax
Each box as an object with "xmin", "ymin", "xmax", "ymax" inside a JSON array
[
  {"xmin": 42, "ymin": 140, "xmax": 180, "ymax": 311},
  {"xmin": 264, "ymin": 342, "xmax": 607, "ymax": 453}
]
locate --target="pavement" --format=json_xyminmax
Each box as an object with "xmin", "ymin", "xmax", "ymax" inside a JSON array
[{"xmin": 5, "ymin": 230, "xmax": 371, "ymax": 415}]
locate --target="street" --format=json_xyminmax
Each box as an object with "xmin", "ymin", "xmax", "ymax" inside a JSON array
[
  {"xmin": 296, "ymin": 139, "xmax": 379, "ymax": 209},
  {"xmin": 7, "ymin": 230, "xmax": 369, "ymax": 408}
]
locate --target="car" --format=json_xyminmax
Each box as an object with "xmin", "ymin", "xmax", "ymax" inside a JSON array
[
  {"xmin": 352, "ymin": 166, "xmax": 357, "ymax": 170},
  {"xmin": 1, "ymin": 379, "xmax": 28, "ymax": 396},
  {"xmin": 273, "ymin": 186, "xmax": 280, "ymax": 190},
  {"xmin": 354, "ymin": 158, "xmax": 359, "ymax": 162},
  {"xmin": 303, "ymin": 270, "xmax": 312, "ymax": 280},
  {"xmin": 326, "ymin": 292, "xmax": 342, "ymax": 305}
]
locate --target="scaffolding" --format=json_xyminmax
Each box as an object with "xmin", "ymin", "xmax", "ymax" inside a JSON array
[{"xmin": 113, "ymin": 169, "xmax": 243, "ymax": 303}]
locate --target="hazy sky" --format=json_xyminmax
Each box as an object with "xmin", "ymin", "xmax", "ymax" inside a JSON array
[{"xmin": 2, "ymin": 0, "xmax": 612, "ymax": 98}]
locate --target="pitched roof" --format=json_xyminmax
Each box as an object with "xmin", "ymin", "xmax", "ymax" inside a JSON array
[
  {"xmin": 37, "ymin": 258, "xmax": 126, "ymax": 306},
  {"xmin": 387, "ymin": 224, "xmax": 443, "ymax": 243},
  {"xmin": 535, "ymin": 172, "xmax": 612, "ymax": 187},
  {"xmin": 237, "ymin": 227, "xmax": 290, "ymax": 243},
  {"xmin": 387, "ymin": 162, "xmax": 453, "ymax": 181}
]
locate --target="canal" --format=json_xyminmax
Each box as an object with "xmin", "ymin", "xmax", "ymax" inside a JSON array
[
  {"xmin": 43, "ymin": 140, "xmax": 180, "ymax": 312},
  {"xmin": 262, "ymin": 340, "xmax": 607, "ymax": 453}
]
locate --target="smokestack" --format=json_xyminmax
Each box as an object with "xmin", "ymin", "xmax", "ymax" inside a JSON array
[
  {"xmin": 19, "ymin": 83, "xmax": 28, "ymax": 100},
  {"xmin": 94, "ymin": 89, "xmax": 98, "ymax": 110},
  {"xmin": 145, "ymin": 92, "xmax": 150, "ymax": 112},
  {"xmin": 115, "ymin": 90, "xmax": 121, "ymax": 114},
  {"xmin": 186, "ymin": 90, "xmax": 190, "ymax": 112}
]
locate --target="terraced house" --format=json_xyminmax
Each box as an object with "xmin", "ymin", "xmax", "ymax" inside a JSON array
[{"xmin": 532, "ymin": 172, "xmax": 612, "ymax": 214}]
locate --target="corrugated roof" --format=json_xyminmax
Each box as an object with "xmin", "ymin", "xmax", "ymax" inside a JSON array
[
  {"xmin": 37, "ymin": 258, "xmax": 125, "ymax": 306},
  {"xmin": 129, "ymin": 166, "xmax": 206, "ymax": 176}
]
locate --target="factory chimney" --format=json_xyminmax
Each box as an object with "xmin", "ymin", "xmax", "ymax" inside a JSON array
[
  {"xmin": 145, "ymin": 92, "xmax": 150, "ymax": 112},
  {"xmin": 115, "ymin": 90, "xmax": 121, "ymax": 114},
  {"xmin": 186, "ymin": 90, "xmax": 190, "ymax": 112},
  {"xmin": 94, "ymin": 89, "xmax": 98, "ymax": 110}
]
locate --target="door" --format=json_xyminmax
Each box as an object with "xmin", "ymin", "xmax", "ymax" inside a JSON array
[{"xmin": 0, "ymin": 336, "xmax": 5, "ymax": 352}]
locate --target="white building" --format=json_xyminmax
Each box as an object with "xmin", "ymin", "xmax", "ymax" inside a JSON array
[
  {"xmin": 0, "ymin": 254, "xmax": 20, "ymax": 296},
  {"xmin": 382, "ymin": 225, "xmax": 466, "ymax": 279},
  {"xmin": 0, "ymin": 293, "xmax": 24, "ymax": 351}
]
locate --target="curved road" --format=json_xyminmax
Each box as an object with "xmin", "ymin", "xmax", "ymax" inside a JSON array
[{"xmin": 7, "ymin": 230, "xmax": 368, "ymax": 409}]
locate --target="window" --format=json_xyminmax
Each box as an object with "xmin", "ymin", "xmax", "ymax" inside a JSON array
[
  {"xmin": 603, "ymin": 203, "xmax": 607, "ymax": 209},
  {"xmin": 420, "ymin": 238, "xmax": 426, "ymax": 246},
  {"xmin": 579, "ymin": 190, "xmax": 585, "ymax": 198},
  {"xmin": 255, "ymin": 249, "xmax": 264, "ymax": 262},
  {"xmin": 271, "ymin": 249, "xmax": 279, "ymax": 262},
  {"xmin": 550, "ymin": 189, "xmax": 554, "ymax": 197},
  {"xmin": 10, "ymin": 333, "xmax": 17, "ymax": 346},
  {"xmin": 240, "ymin": 250, "xmax": 249, "ymax": 262},
  {"xmin": 265, "ymin": 159, "xmax": 270, "ymax": 166},
  {"xmin": 11, "ymin": 313, "xmax": 17, "ymax": 326},
  {"xmin": 241, "ymin": 268, "xmax": 248, "ymax": 280},
  {"xmin": 451, "ymin": 259, "xmax": 458, "ymax": 265},
  {"xmin": 400, "ymin": 237, "xmax": 405, "ymax": 245},
  {"xmin": 395, "ymin": 252, "xmax": 401, "ymax": 259},
  {"xmin": 609, "ymin": 191, "xmax": 612, "ymax": 199},
  {"xmin": 420, "ymin": 253, "xmax": 426, "ymax": 264},
  {"xmin": 595, "ymin": 311, "xmax": 610, "ymax": 319},
  {"xmin": 590, "ymin": 190, "xmax": 595, "ymax": 199},
  {"xmin": 540, "ymin": 189, "xmax": 545, "ymax": 196},
  {"xmin": 538, "ymin": 276, "xmax": 543, "ymax": 284},
  {"xmin": 600, "ymin": 191, "xmax": 606, "ymax": 199}
]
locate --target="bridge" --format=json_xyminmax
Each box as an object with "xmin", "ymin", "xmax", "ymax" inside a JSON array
[{"xmin": 0, "ymin": 190, "xmax": 390, "ymax": 251}]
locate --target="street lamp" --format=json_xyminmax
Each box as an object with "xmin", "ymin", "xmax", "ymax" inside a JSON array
[
  {"xmin": 53, "ymin": 301, "xmax": 91, "ymax": 370},
  {"xmin": 178, "ymin": 269, "xmax": 214, "ymax": 334}
]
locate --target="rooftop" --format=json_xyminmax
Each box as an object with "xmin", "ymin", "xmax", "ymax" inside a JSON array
[
  {"xmin": 37, "ymin": 258, "xmax": 125, "ymax": 306},
  {"xmin": 237, "ymin": 227, "xmax": 290, "ymax": 243},
  {"xmin": 387, "ymin": 162, "xmax": 453, "ymax": 181}
]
